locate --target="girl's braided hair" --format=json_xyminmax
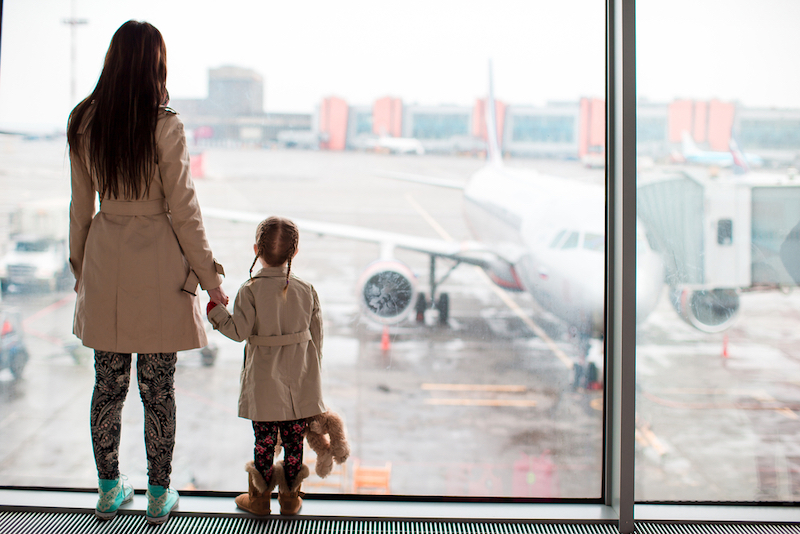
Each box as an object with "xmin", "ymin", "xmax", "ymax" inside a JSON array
[{"xmin": 250, "ymin": 216, "xmax": 299, "ymax": 295}]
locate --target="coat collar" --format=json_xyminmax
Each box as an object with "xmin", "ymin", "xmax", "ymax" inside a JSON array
[{"xmin": 252, "ymin": 265, "xmax": 288, "ymax": 279}]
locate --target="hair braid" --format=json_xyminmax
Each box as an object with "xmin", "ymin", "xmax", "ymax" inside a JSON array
[
  {"xmin": 250, "ymin": 216, "xmax": 300, "ymax": 296},
  {"xmin": 249, "ymin": 255, "xmax": 259, "ymax": 279},
  {"xmin": 284, "ymin": 256, "xmax": 293, "ymax": 296}
]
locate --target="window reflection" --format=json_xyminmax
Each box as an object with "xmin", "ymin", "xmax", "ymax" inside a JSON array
[
  {"xmin": 0, "ymin": 1, "xmax": 605, "ymax": 499},
  {"xmin": 637, "ymin": 0, "xmax": 800, "ymax": 502}
]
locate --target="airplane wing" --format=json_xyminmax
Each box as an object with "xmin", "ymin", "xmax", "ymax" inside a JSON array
[
  {"xmin": 374, "ymin": 170, "xmax": 466, "ymax": 190},
  {"xmin": 202, "ymin": 207, "xmax": 524, "ymax": 268}
]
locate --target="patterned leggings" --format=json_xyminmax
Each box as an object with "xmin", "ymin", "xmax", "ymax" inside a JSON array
[
  {"xmin": 252, "ymin": 419, "xmax": 308, "ymax": 488},
  {"xmin": 90, "ymin": 351, "xmax": 177, "ymax": 487}
]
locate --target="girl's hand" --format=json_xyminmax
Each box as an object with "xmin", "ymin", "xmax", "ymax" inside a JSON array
[{"xmin": 207, "ymin": 286, "xmax": 229, "ymax": 306}]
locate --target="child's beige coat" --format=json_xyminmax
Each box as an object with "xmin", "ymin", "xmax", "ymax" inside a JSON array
[{"xmin": 208, "ymin": 265, "xmax": 325, "ymax": 421}]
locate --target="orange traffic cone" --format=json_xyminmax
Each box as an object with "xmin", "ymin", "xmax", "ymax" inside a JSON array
[{"xmin": 381, "ymin": 326, "xmax": 391, "ymax": 351}]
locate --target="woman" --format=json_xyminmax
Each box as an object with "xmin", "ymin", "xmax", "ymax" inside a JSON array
[{"xmin": 67, "ymin": 20, "xmax": 228, "ymax": 525}]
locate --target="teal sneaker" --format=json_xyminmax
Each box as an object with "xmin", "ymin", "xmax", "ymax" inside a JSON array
[
  {"xmin": 146, "ymin": 484, "xmax": 179, "ymax": 525},
  {"xmin": 95, "ymin": 475, "xmax": 134, "ymax": 520}
]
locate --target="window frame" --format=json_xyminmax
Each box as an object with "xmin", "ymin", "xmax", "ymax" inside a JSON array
[{"xmin": 1, "ymin": 1, "xmax": 798, "ymax": 531}]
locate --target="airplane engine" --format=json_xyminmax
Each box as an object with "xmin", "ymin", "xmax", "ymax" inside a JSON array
[
  {"xmin": 356, "ymin": 260, "xmax": 417, "ymax": 324},
  {"xmin": 670, "ymin": 287, "xmax": 740, "ymax": 333}
]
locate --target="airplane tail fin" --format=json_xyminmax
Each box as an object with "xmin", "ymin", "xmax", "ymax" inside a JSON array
[
  {"xmin": 681, "ymin": 131, "xmax": 700, "ymax": 156},
  {"xmin": 486, "ymin": 60, "xmax": 502, "ymax": 166},
  {"xmin": 729, "ymin": 133, "xmax": 749, "ymax": 174}
]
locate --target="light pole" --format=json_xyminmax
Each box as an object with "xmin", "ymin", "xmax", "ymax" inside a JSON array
[{"xmin": 62, "ymin": 0, "xmax": 87, "ymax": 107}]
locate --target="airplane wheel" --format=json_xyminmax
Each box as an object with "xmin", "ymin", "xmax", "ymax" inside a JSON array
[
  {"xmin": 200, "ymin": 346, "xmax": 217, "ymax": 367},
  {"xmin": 436, "ymin": 293, "xmax": 449, "ymax": 325},
  {"xmin": 415, "ymin": 292, "xmax": 426, "ymax": 323},
  {"xmin": 10, "ymin": 348, "xmax": 28, "ymax": 380}
]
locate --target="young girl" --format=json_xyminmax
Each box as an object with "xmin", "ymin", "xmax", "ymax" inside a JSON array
[{"xmin": 207, "ymin": 216, "xmax": 325, "ymax": 516}]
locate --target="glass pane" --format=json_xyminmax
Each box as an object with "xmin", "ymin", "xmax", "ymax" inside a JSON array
[
  {"xmin": 0, "ymin": 1, "xmax": 604, "ymax": 498},
  {"xmin": 636, "ymin": 1, "xmax": 800, "ymax": 501}
]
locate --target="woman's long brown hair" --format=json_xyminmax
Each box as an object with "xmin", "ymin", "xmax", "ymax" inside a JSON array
[{"xmin": 67, "ymin": 20, "xmax": 168, "ymax": 200}]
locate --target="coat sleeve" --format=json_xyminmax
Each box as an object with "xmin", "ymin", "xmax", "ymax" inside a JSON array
[
  {"xmin": 68, "ymin": 140, "xmax": 96, "ymax": 282},
  {"xmin": 310, "ymin": 285, "xmax": 323, "ymax": 365},
  {"xmin": 157, "ymin": 112, "xmax": 223, "ymax": 291},
  {"xmin": 208, "ymin": 285, "xmax": 257, "ymax": 342}
]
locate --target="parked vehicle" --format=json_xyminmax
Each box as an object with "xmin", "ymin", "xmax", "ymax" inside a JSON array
[
  {"xmin": 0, "ymin": 309, "xmax": 29, "ymax": 380},
  {"xmin": 0, "ymin": 199, "xmax": 72, "ymax": 292}
]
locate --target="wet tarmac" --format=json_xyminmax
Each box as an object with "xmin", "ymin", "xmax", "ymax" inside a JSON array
[{"xmin": 0, "ymin": 138, "xmax": 798, "ymax": 502}]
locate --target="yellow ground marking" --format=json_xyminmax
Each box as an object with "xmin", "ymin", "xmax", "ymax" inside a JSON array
[
  {"xmin": 634, "ymin": 429, "xmax": 649, "ymax": 447},
  {"xmin": 421, "ymin": 383, "xmax": 526, "ymax": 392},
  {"xmin": 638, "ymin": 425, "xmax": 667, "ymax": 456},
  {"xmin": 404, "ymin": 193, "xmax": 573, "ymax": 370},
  {"xmin": 404, "ymin": 193, "xmax": 453, "ymax": 241},
  {"xmin": 425, "ymin": 398, "xmax": 538, "ymax": 407},
  {"xmin": 658, "ymin": 388, "xmax": 798, "ymax": 419}
]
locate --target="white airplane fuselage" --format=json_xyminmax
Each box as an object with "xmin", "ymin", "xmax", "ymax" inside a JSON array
[{"xmin": 462, "ymin": 164, "xmax": 664, "ymax": 337}]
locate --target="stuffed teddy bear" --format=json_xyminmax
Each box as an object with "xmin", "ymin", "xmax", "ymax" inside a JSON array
[{"xmin": 305, "ymin": 409, "xmax": 350, "ymax": 478}]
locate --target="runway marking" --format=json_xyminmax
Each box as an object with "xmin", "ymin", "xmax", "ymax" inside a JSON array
[
  {"xmin": 421, "ymin": 383, "xmax": 526, "ymax": 393},
  {"xmin": 650, "ymin": 388, "xmax": 799, "ymax": 419},
  {"xmin": 404, "ymin": 193, "xmax": 573, "ymax": 370},
  {"xmin": 21, "ymin": 294, "xmax": 76, "ymax": 326},
  {"xmin": 20, "ymin": 294, "xmax": 76, "ymax": 347},
  {"xmin": 425, "ymin": 398, "xmax": 537, "ymax": 407},
  {"xmin": 404, "ymin": 193, "xmax": 453, "ymax": 241},
  {"xmin": 475, "ymin": 271, "xmax": 573, "ymax": 369}
]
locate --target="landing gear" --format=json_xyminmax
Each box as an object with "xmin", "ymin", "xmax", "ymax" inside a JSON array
[
  {"xmin": 415, "ymin": 255, "xmax": 458, "ymax": 327},
  {"xmin": 415, "ymin": 293, "xmax": 426, "ymax": 323},
  {"xmin": 200, "ymin": 345, "xmax": 217, "ymax": 367},
  {"xmin": 571, "ymin": 330, "xmax": 603, "ymax": 390},
  {"xmin": 413, "ymin": 291, "xmax": 450, "ymax": 325},
  {"xmin": 436, "ymin": 293, "xmax": 449, "ymax": 324}
]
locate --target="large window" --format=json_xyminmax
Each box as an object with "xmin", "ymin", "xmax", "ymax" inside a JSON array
[
  {"xmin": 0, "ymin": 1, "xmax": 606, "ymax": 499},
  {"xmin": 636, "ymin": 0, "xmax": 800, "ymax": 502}
]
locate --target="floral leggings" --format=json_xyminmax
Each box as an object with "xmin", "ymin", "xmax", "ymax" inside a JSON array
[
  {"xmin": 252, "ymin": 419, "xmax": 308, "ymax": 488},
  {"xmin": 90, "ymin": 351, "xmax": 177, "ymax": 488}
]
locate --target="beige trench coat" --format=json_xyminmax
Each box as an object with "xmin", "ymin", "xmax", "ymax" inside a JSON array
[
  {"xmin": 208, "ymin": 266, "xmax": 325, "ymax": 422},
  {"xmin": 70, "ymin": 107, "xmax": 223, "ymax": 353}
]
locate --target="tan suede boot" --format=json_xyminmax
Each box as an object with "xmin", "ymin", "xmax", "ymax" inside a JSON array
[
  {"xmin": 275, "ymin": 461, "xmax": 309, "ymax": 516},
  {"xmin": 234, "ymin": 461, "xmax": 276, "ymax": 515}
]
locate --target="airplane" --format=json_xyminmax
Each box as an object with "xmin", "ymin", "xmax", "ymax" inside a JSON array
[
  {"xmin": 203, "ymin": 67, "xmax": 668, "ymax": 385},
  {"xmin": 365, "ymin": 135, "xmax": 426, "ymax": 155},
  {"xmin": 680, "ymin": 130, "xmax": 763, "ymax": 169}
]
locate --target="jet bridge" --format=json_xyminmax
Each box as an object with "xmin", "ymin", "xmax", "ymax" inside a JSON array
[{"xmin": 637, "ymin": 168, "xmax": 800, "ymax": 332}]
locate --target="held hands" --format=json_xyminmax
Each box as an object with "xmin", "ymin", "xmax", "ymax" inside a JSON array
[{"xmin": 207, "ymin": 286, "xmax": 229, "ymax": 307}]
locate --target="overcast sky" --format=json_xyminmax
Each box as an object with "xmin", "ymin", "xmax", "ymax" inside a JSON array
[{"xmin": 1, "ymin": 0, "xmax": 799, "ymax": 133}]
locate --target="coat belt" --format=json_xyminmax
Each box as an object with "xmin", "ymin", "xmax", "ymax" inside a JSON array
[
  {"xmin": 100, "ymin": 198, "xmax": 167, "ymax": 216},
  {"xmin": 249, "ymin": 330, "xmax": 312, "ymax": 347}
]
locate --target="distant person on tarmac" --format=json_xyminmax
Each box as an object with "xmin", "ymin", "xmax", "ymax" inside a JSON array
[
  {"xmin": 207, "ymin": 216, "xmax": 325, "ymax": 516},
  {"xmin": 67, "ymin": 20, "xmax": 228, "ymax": 526}
]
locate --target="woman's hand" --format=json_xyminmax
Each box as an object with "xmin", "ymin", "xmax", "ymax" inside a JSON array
[{"xmin": 207, "ymin": 286, "xmax": 229, "ymax": 307}]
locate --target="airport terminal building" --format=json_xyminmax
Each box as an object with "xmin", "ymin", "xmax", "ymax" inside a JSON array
[{"xmin": 171, "ymin": 66, "xmax": 800, "ymax": 166}]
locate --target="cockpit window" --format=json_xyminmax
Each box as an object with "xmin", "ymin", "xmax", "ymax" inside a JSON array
[
  {"xmin": 549, "ymin": 229, "xmax": 566, "ymax": 248},
  {"xmin": 583, "ymin": 233, "xmax": 604, "ymax": 251},
  {"xmin": 561, "ymin": 231, "xmax": 579, "ymax": 249}
]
